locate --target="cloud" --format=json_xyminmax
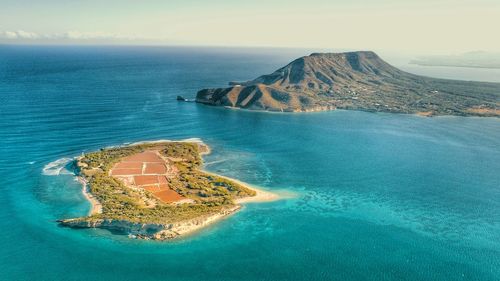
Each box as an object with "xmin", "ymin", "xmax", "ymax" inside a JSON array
[
  {"xmin": 1, "ymin": 30, "xmax": 40, "ymax": 39},
  {"xmin": 60, "ymin": 31, "xmax": 124, "ymax": 40},
  {"xmin": 0, "ymin": 30, "xmax": 141, "ymax": 41}
]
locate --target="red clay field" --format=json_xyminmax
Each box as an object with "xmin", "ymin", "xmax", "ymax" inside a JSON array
[{"xmin": 110, "ymin": 151, "xmax": 184, "ymax": 203}]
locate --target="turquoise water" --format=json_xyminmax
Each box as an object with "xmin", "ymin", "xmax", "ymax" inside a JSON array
[{"xmin": 0, "ymin": 46, "xmax": 499, "ymax": 281}]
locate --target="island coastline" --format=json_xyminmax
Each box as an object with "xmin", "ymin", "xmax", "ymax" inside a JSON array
[
  {"xmin": 77, "ymin": 176, "xmax": 102, "ymax": 215},
  {"xmin": 195, "ymin": 51, "xmax": 500, "ymax": 117},
  {"xmin": 62, "ymin": 140, "xmax": 280, "ymax": 240},
  {"xmin": 201, "ymin": 170, "xmax": 279, "ymax": 204}
]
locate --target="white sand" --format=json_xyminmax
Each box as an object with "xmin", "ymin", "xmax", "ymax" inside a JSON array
[
  {"xmin": 77, "ymin": 177, "xmax": 102, "ymax": 215},
  {"xmin": 201, "ymin": 170, "xmax": 280, "ymax": 204}
]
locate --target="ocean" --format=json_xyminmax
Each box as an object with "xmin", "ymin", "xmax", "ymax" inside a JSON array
[{"xmin": 0, "ymin": 45, "xmax": 499, "ymax": 281}]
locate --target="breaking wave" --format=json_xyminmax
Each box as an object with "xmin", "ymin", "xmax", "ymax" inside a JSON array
[
  {"xmin": 129, "ymin": 138, "xmax": 203, "ymax": 146},
  {"xmin": 42, "ymin": 157, "xmax": 74, "ymax": 176}
]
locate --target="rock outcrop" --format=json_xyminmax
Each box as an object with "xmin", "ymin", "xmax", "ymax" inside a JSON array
[{"xmin": 59, "ymin": 205, "xmax": 240, "ymax": 240}]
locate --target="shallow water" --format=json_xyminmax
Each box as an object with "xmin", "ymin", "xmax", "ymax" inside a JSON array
[{"xmin": 0, "ymin": 46, "xmax": 499, "ymax": 281}]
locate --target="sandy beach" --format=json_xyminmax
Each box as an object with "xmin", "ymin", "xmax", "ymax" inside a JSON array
[
  {"xmin": 77, "ymin": 177, "xmax": 102, "ymax": 215},
  {"xmin": 202, "ymin": 171, "xmax": 280, "ymax": 204}
]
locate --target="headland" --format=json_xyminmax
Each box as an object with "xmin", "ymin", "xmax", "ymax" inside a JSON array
[{"xmin": 196, "ymin": 51, "xmax": 500, "ymax": 117}]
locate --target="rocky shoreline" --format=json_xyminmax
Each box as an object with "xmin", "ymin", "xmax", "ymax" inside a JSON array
[{"xmin": 59, "ymin": 205, "xmax": 240, "ymax": 240}]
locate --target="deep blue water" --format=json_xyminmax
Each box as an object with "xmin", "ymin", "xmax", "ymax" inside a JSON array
[{"xmin": 0, "ymin": 46, "xmax": 499, "ymax": 281}]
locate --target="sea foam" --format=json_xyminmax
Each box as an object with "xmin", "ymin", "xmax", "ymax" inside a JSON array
[
  {"xmin": 129, "ymin": 138, "xmax": 203, "ymax": 146},
  {"xmin": 42, "ymin": 157, "xmax": 74, "ymax": 176}
]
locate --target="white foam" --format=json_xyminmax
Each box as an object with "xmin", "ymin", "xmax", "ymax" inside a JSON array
[
  {"xmin": 42, "ymin": 157, "xmax": 73, "ymax": 176},
  {"xmin": 182, "ymin": 137, "xmax": 203, "ymax": 143},
  {"xmin": 129, "ymin": 138, "xmax": 204, "ymax": 146},
  {"xmin": 204, "ymin": 159, "xmax": 228, "ymax": 166}
]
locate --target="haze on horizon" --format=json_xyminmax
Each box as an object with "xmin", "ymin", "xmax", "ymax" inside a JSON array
[{"xmin": 0, "ymin": 0, "xmax": 499, "ymax": 55}]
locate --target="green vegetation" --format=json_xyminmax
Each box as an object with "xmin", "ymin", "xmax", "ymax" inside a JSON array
[{"xmin": 73, "ymin": 142, "xmax": 256, "ymax": 225}]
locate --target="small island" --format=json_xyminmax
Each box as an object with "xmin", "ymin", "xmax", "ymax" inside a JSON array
[{"xmin": 59, "ymin": 140, "xmax": 277, "ymax": 240}]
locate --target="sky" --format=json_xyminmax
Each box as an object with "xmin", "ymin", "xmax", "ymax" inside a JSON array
[{"xmin": 0, "ymin": 0, "xmax": 499, "ymax": 54}]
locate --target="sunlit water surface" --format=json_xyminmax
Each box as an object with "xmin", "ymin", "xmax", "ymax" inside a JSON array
[{"xmin": 0, "ymin": 46, "xmax": 499, "ymax": 281}]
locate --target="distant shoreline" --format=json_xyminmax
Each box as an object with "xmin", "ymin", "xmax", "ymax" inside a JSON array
[
  {"xmin": 202, "ymin": 105, "xmax": 500, "ymax": 119},
  {"xmin": 410, "ymin": 61, "xmax": 500, "ymax": 70}
]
